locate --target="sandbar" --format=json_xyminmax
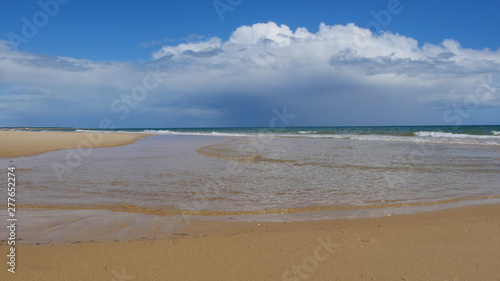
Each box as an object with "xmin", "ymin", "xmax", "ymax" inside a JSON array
[{"xmin": 0, "ymin": 130, "xmax": 148, "ymax": 158}]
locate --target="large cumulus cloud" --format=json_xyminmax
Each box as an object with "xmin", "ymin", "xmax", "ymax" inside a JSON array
[{"xmin": 1, "ymin": 22, "xmax": 499, "ymax": 127}]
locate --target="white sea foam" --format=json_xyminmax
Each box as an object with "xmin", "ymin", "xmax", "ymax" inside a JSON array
[
  {"xmin": 282, "ymin": 132, "xmax": 500, "ymax": 146},
  {"xmin": 142, "ymin": 130, "xmax": 253, "ymax": 137},
  {"xmin": 72, "ymin": 129, "xmax": 500, "ymax": 146},
  {"xmin": 74, "ymin": 129, "xmax": 136, "ymax": 134},
  {"xmin": 410, "ymin": 131, "xmax": 500, "ymax": 146},
  {"xmin": 75, "ymin": 129, "xmax": 102, "ymax": 133},
  {"xmin": 415, "ymin": 131, "xmax": 499, "ymax": 139}
]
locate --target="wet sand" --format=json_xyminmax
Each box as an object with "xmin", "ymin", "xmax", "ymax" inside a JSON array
[{"xmin": 1, "ymin": 131, "xmax": 499, "ymax": 280}]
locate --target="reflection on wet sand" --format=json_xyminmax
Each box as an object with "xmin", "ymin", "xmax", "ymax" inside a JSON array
[{"xmin": 13, "ymin": 195, "xmax": 500, "ymax": 217}]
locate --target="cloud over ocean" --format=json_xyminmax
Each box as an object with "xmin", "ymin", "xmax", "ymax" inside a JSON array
[{"xmin": 1, "ymin": 22, "xmax": 499, "ymax": 127}]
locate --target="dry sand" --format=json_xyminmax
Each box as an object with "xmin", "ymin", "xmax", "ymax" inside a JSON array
[
  {"xmin": 1, "ymin": 131, "xmax": 499, "ymax": 280},
  {"xmin": 1, "ymin": 204, "xmax": 498, "ymax": 281},
  {"xmin": 0, "ymin": 130, "xmax": 147, "ymax": 158}
]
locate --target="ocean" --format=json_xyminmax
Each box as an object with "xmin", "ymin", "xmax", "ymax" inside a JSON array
[
  {"xmin": 3, "ymin": 125, "xmax": 500, "ymax": 221},
  {"xmin": 6, "ymin": 125, "xmax": 500, "ymax": 146}
]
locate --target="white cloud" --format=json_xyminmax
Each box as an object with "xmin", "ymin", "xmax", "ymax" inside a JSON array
[
  {"xmin": 1, "ymin": 21, "xmax": 500, "ymax": 127},
  {"xmin": 229, "ymin": 22, "xmax": 295, "ymax": 46},
  {"xmin": 152, "ymin": 37, "xmax": 223, "ymax": 60}
]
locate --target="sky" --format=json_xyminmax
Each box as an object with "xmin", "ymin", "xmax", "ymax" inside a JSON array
[{"xmin": 0, "ymin": 0, "xmax": 499, "ymax": 128}]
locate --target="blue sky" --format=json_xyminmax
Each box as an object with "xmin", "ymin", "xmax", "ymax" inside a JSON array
[{"xmin": 0, "ymin": 0, "xmax": 499, "ymax": 127}]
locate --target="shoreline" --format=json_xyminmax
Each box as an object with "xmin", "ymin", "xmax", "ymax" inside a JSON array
[
  {"xmin": 14, "ymin": 194, "xmax": 500, "ymax": 214},
  {"xmin": 2, "ymin": 203, "xmax": 499, "ymax": 280},
  {"xmin": 4, "ymin": 201, "xmax": 500, "ymax": 245},
  {"xmin": 0, "ymin": 130, "xmax": 149, "ymax": 158},
  {"xmin": 0, "ymin": 130, "xmax": 499, "ymax": 279}
]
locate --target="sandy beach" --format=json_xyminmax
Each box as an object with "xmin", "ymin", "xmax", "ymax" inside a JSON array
[
  {"xmin": 1, "ymin": 204, "xmax": 498, "ymax": 280},
  {"xmin": 1, "ymin": 131, "xmax": 499, "ymax": 280},
  {"xmin": 0, "ymin": 130, "xmax": 148, "ymax": 158}
]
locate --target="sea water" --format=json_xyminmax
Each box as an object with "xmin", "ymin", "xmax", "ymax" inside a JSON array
[{"xmin": 2, "ymin": 125, "xmax": 499, "ymax": 218}]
